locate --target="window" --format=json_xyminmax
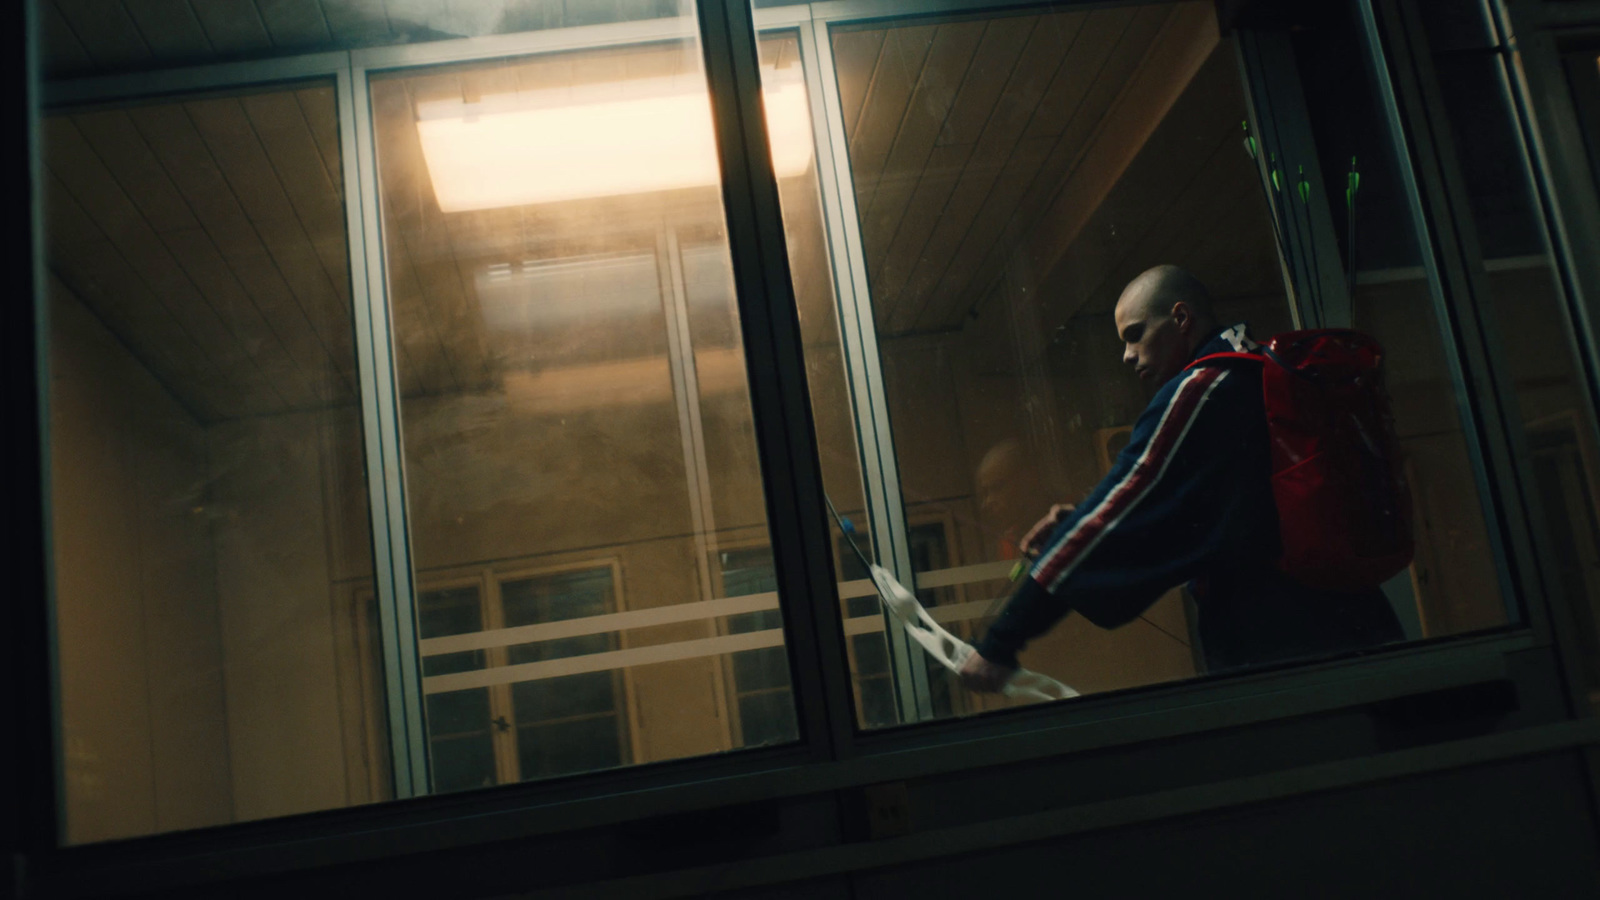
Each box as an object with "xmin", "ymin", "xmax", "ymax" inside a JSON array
[
  {"xmin": 32, "ymin": 0, "xmax": 1590, "ymax": 850},
  {"xmin": 758, "ymin": 0, "xmax": 1521, "ymax": 727},
  {"xmin": 368, "ymin": 29, "xmax": 811, "ymax": 792},
  {"xmin": 419, "ymin": 582, "xmax": 497, "ymax": 791},
  {"xmin": 41, "ymin": 82, "xmax": 382, "ymax": 842},
  {"xmin": 1402, "ymin": 0, "xmax": 1600, "ymax": 711},
  {"xmin": 502, "ymin": 568, "xmax": 631, "ymax": 778},
  {"xmin": 717, "ymin": 547, "xmax": 799, "ymax": 747},
  {"xmin": 417, "ymin": 566, "xmax": 631, "ymax": 789}
]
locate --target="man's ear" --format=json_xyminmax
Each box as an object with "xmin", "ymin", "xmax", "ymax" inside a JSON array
[{"xmin": 1171, "ymin": 301, "xmax": 1192, "ymax": 334}]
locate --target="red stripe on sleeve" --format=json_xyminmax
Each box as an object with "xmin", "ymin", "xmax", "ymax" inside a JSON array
[{"xmin": 1033, "ymin": 366, "xmax": 1228, "ymax": 591}]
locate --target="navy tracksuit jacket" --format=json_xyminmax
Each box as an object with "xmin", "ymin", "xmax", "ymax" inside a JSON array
[{"xmin": 975, "ymin": 325, "xmax": 1404, "ymax": 673}]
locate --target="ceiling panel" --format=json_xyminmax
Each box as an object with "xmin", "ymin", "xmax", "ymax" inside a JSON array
[
  {"xmin": 54, "ymin": 0, "xmax": 154, "ymax": 71},
  {"xmin": 44, "ymin": 86, "xmax": 360, "ymax": 423},
  {"xmin": 914, "ymin": 5, "xmax": 1176, "ymax": 332},
  {"xmin": 855, "ymin": 21, "xmax": 986, "ymax": 290},
  {"xmin": 830, "ymin": 4, "xmax": 1273, "ymax": 341},
  {"xmin": 123, "ymin": 0, "xmax": 214, "ymax": 62},
  {"xmin": 256, "ymin": 0, "xmax": 335, "ymax": 49},
  {"xmin": 189, "ymin": 0, "xmax": 276, "ymax": 58}
]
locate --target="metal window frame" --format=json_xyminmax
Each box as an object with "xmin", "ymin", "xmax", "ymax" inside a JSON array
[
  {"xmin": 1495, "ymin": 0, "xmax": 1600, "ymax": 551},
  {"xmin": 1471, "ymin": 0, "xmax": 1600, "ymax": 801},
  {"xmin": 802, "ymin": 12, "xmax": 930, "ymax": 724},
  {"xmin": 1393, "ymin": 0, "xmax": 1600, "ymax": 711},
  {"xmin": 17, "ymin": 0, "xmax": 59, "ymax": 860},
  {"xmin": 19, "ymin": 0, "xmax": 1586, "ymax": 889},
  {"xmin": 1361, "ymin": 0, "xmax": 1555, "ymax": 638},
  {"xmin": 343, "ymin": 55, "xmax": 435, "ymax": 800}
]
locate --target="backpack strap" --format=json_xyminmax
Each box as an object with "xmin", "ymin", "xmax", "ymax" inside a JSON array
[{"xmin": 1185, "ymin": 351, "xmax": 1265, "ymax": 371}]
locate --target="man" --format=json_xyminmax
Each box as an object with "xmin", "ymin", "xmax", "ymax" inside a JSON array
[{"xmin": 959, "ymin": 265, "xmax": 1403, "ymax": 691}]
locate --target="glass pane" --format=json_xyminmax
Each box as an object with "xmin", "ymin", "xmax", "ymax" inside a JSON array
[
  {"xmin": 42, "ymin": 82, "xmax": 384, "ymax": 842},
  {"xmin": 757, "ymin": 0, "xmax": 1515, "ymax": 728},
  {"xmin": 1412, "ymin": 0, "xmax": 1600, "ymax": 710},
  {"xmin": 372, "ymin": 18, "xmax": 803, "ymax": 792},
  {"xmin": 1294, "ymin": 2, "xmax": 1509, "ymax": 639}
]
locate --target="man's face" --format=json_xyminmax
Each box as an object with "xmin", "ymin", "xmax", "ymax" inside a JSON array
[
  {"xmin": 1114, "ymin": 291, "xmax": 1191, "ymax": 385},
  {"xmin": 976, "ymin": 447, "xmax": 1025, "ymax": 524}
]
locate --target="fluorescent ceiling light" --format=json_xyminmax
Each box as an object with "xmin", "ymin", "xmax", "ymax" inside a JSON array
[{"xmin": 417, "ymin": 67, "xmax": 813, "ymax": 213}]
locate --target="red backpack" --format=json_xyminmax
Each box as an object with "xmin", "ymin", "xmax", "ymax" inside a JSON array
[{"xmin": 1188, "ymin": 330, "xmax": 1413, "ymax": 592}]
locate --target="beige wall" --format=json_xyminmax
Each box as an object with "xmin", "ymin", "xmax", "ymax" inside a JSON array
[
  {"xmin": 52, "ymin": 278, "xmax": 381, "ymax": 838},
  {"xmin": 208, "ymin": 410, "xmax": 363, "ymax": 820},
  {"xmin": 397, "ymin": 388, "xmax": 744, "ymax": 762},
  {"xmin": 50, "ymin": 282, "xmax": 233, "ymax": 843}
]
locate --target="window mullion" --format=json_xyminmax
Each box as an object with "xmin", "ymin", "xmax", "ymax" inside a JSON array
[
  {"xmin": 696, "ymin": 0, "xmax": 858, "ymax": 759},
  {"xmin": 341, "ymin": 59, "xmax": 431, "ymax": 798},
  {"xmin": 801, "ymin": 16, "xmax": 932, "ymax": 726}
]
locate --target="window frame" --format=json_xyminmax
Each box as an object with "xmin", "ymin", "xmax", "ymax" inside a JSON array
[
  {"xmin": 491, "ymin": 561, "xmax": 636, "ymax": 781},
  {"xmin": 18, "ymin": 0, "xmax": 1597, "ymax": 892},
  {"xmin": 1371, "ymin": 0, "xmax": 1597, "ymax": 701},
  {"xmin": 1495, "ymin": 0, "xmax": 1600, "ymax": 713}
]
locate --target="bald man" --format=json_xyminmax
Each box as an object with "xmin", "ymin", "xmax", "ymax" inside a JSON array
[{"xmin": 960, "ymin": 266, "xmax": 1403, "ymax": 690}]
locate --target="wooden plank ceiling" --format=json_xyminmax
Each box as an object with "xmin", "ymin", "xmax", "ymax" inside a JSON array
[
  {"xmin": 44, "ymin": 2, "xmax": 1285, "ymax": 419},
  {"xmin": 835, "ymin": 2, "xmax": 1281, "ymax": 338},
  {"xmin": 45, "ymin": 37, "xmax": 772, "ymax": 420},
  {"xmin": 41, "ymin": 1, "xmax": 681, "ymax": 80},
  {"xmin": 44, "ymin": 85, "xmax": 359, "ymax": 423}
]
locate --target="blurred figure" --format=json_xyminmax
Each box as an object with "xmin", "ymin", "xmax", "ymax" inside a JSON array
[{"xmin": 976, "ymin": 439, "xmax": 1073, "ymax": 562}]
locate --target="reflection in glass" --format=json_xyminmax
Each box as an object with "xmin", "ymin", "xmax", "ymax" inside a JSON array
[
  {"xmin": 759, "ymin": 0, "xmax": 1518, "ymax": 727},
  {"xmin": 371, "ymin": 32, "xmax": 804, "ymax": 790},
  {"xmin": 43, "ymin": 83, "xmax": 383, "ymax": 841}
]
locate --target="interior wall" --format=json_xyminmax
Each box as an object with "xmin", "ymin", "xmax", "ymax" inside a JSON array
[
  {"xmin": 397, "ymin": 392, "xmax": 745, "ymax": 763},
  {"xmin": 49, "ymin": 281, "xmax": 233, "ymax": 843},
  {"xmin": 208, "ymin": 409, "xmax": 363, "ymax": 820},
  {"xmin": 51, "ymin": 274, "xmax": 384, "ymax": 834}
]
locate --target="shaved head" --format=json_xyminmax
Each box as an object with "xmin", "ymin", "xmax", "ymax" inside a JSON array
[
  {"xmin": 1119, "ymin": 265, "xmax": 1214, "ymax": 322},
  {"xmin": 1113, "ymin": 265, "xmax": 1218, "ymax": 385}
]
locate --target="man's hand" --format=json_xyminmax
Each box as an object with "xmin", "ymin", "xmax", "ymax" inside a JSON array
[
  {"xmin": 1019, "ymin": 503, "xmax": 1074, "ymax": 558},
  {"xmin": 959, "ymin": 651, "xmax": 1016, "ymax": 693}
]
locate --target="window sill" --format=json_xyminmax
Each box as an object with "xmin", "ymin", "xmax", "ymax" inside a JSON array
[{"xmin": 31, "ymin": 628, "xmax": 1554, "ymax": 897}]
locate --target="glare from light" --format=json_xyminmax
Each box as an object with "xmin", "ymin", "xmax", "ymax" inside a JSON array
[{"xmin": 417, "ymin": 68, "xmax": 814, "ymax": 212}]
